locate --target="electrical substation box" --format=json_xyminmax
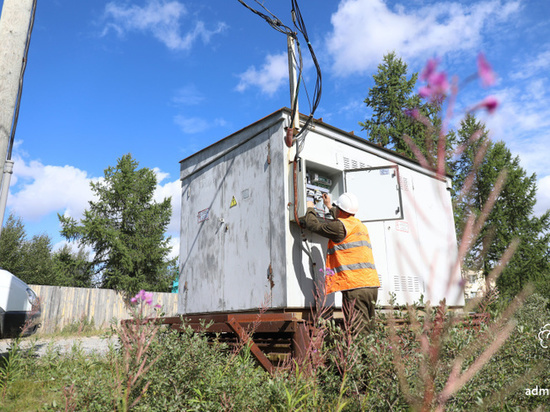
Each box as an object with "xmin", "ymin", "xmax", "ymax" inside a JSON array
[{"xmin": 178, "ymin": 108, "xmax": 464, "ymax": 315}]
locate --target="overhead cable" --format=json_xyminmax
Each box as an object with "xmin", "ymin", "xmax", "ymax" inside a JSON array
[
  {"xmin": 237, "ymin": 0, "xmax": 322, "ymax": 150},
  {"xmin": 237, "ymin": 0, "xmax": 295, "ymax": 37},
  {"xmin": 290, "ymin": 0, "xmax": 322, "ymax": 143}
]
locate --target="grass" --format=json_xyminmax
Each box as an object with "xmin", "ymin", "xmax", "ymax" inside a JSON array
[
  {"xmin": 0, "ymin": 293, "xmax": 549, "ymax": 411},
  {"xmin": 34, "ymin": 316, "xmax": 106, "ymax": 339}
]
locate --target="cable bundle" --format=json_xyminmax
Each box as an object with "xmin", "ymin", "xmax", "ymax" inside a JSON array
[{"xmin": 237, "ymin": 0, "xmax": 322, "ymax": 152}]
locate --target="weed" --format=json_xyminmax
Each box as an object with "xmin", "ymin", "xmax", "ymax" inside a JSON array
[
  {"xmin": 58, "ymin": 314, "xmax": 98, "ymax": 337},
  {"xmin": 112, "ymin": 290, "xmax": 163, "ymax": 411}
]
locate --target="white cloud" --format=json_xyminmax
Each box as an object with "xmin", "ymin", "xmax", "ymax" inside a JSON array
[
  {"xmin": 152, "ymin": 167, "xmax": 171, "ymax": 184},
  {"xmin": 484, "ymin": 81, "xmax": 550, "ymax": 182},
  {"xmin": 326, "ymin": 0, "xmax": 520, "ymax": 75},
  {"xmin": 102, "ymin": 0, "xmax": 226, "ymax": 51},
  {"xmin": 174, "ymin": 115, "xmax": 210, "ymax": 134},
  {"xmin": 510, "ymin": 48, "xmax": 550, "ymax": 80},
  {"xmin": 153, "ymin": 177, "xmax": 181, "ymax": 234},
  {"xmin": 172, "ymin": 84, "xmax": 205, "ymax": 106},
  {"xmin": 8, "ymin": 156, "xmax": 98, "ymax": 222},
  {"xmin": 174, "ymin": 115, "xmax": 227, "ymax": 134},
  {"xmin": 166, "ymin": 236, "xmax": 180, "ymax": 260},
  {"xmin": 7, "ymin": 154, "xmax": 182, "ymax": 257},
  {"xmin": 235, "ymin": 52, "xmax": 288, "ymax": 95},
  {"xmin": 535, "ymin": 175, "xmax": 550, "ymax": 216}
]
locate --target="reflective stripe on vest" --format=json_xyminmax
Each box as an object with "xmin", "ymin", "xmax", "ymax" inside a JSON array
[
  {"xmin": 331, "ymin": 261, "xmax": 377, "ymax": 274},
  {"xmin": 327, "ymin": 240, "xmax": 373, "ymax": 255},
  {"xmin": 325, "ymin": 216, "xmax": 380, "ymax": 294}
]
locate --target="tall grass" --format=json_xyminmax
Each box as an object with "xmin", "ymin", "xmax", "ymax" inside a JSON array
[{"xmin": 0, "ymin": 292, "xmax": 549, "ymax": 410}]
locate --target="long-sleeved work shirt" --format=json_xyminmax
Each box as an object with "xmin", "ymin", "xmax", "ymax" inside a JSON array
[{"xmin": 302, "ymin": 206, "xmax": 346, "ymax": 243}]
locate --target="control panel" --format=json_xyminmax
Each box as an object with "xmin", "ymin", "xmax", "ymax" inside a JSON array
[
  {"xmin": 306, "ymin": 171, "xmax": 333, "ymax": 219},
  {"xmin": 290, "ymin": 158, "xmax": 344, "ymax": 221}
]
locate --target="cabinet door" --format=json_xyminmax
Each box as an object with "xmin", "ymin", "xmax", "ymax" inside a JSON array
[{"xmin": 345, "ymin": 166, "xmax": 403, "ymax": 222}]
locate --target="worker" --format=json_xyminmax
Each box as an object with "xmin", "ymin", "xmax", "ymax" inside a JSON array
[{"xmin": 301, "ymin": 192, "xmax": 380, "ymax": 332}]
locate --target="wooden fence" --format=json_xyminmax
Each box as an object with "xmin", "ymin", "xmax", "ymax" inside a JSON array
[{"xmin": 29, "ymin": 285, "xmax": 179, "ymax": 335}]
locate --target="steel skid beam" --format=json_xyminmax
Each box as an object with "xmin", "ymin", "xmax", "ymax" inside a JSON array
[{"xmin": 157, "ymin": 312, "xmax": 314, "ymax": 373}]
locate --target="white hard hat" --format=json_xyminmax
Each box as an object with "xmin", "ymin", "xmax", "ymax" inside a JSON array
[{"xmin": 334, "ymin": 192, "xmax": 359, "ymax": 215}]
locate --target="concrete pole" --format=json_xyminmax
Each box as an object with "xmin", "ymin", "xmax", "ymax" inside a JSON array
[
  {"xmin": 0, "ymin": 0, "xmax": 35, "ymax": 235},
  {"xmin": 0, "ymin": 160, "xmax": 14, "ymax": 234},
  {"xmin": 287, "ymin": 34, "xmax": 300, "ymax": 132}
]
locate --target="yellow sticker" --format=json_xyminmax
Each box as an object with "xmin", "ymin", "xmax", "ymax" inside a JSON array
[{"xmin": 230, "ymin": 196, "xmax": 237, "ymax": 208}]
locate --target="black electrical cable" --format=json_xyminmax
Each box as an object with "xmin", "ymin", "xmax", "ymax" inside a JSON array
[
  {"xmin": 237, "ymin": 0, "xmax": 294, "ymax": 36},
  {"xmin": 290, "ymin": 0, "xmax": 322, "ymax": 141},
  {"xmin": 7, "ymin": 0, "xmax": 37, "ymax": 161},
  {"xmin": 238, "ymin": 0, "xmax": 322, "ymax": 232},
  {"xmin": 237, "ymin": 0, "xmax": 322, "ymax": 144}
]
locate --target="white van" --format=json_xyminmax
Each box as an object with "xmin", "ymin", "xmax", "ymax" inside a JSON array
[{"xmin": 0, "ymin": 269, "xmax": 41, "ymax": 338}]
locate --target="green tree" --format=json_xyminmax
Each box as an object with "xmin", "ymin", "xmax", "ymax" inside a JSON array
[
  {"xmin": 451, "ymin": 114, "xmax": 490, "ymax": 256},
  {"xmin": 58, "ymin": 154, "xmax": 173, "ymax": 294},
  {"xmin": 360, "ymin": 52, "xmax": 444, "ymax": 163},
  {"xmin": 52, "ymin": 245, "xmax": 94, "ymax": 288},
  {"xmin": 0, "ymin": 213, "xmax": 57, "ymax": 285},
  {"xmin": 0, "ymin": 213, "xmax": 26, "ymax": 275},
  {"xmin": 21, "ymin": 233, "xmax": 56, "ymax": 285},
  {"xmin": 452, "ymin": 115, "xmax": 550, "ymax": 298}
]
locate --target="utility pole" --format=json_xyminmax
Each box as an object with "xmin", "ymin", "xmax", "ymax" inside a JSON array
[
  {"xmin": 286, "ymin": 34, "xmax": 300, "ymax": 132},
  {"xmin": 0, "ymin": 0, "xmax": 35, "ymax": 236}
]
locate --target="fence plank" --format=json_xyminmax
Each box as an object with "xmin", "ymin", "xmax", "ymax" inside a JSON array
[{"xmin": 29, "ymin": 285, "xmax": 178, "ymax": 334}]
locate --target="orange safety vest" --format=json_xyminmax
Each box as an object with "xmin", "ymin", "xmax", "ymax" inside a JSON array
[{"xmin": 325, "ymin": 216, "xmax": 380, "ymax": 294}]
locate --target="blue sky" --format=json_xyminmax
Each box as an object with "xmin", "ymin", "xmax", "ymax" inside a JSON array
[{"xmin": 2, "ymin": 0, "xmax": 549, "ymax": 258}]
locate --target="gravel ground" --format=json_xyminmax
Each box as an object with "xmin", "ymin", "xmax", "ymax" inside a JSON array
[{"xmin": 0, "ymin": 334, "xmax": 119, "ymax": 357}]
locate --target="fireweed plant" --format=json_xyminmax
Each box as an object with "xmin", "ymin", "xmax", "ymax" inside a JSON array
[
  {"xmin": 272, "ymin": 54, "xmax": 548, "ymax": 411},
  {"xmin": 113, "ymin": 290, "xmax": 163, "ymax": 411},
  {"xmin": 389, "ymin": 54, "xmax": 540, "ymax": 410}
]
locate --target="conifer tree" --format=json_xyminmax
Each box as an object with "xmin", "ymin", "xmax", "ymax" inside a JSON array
[
  {"xmin": 59, "ymin": 154, "xmax": 173, "ymax": 294},
  {"xmin": 452, "ymin": 115, "xmax": 550, "ymax": 297},
  {"xmin": 52, "ymin": 245, "xmax": 94, "ymax": 288},
  {"xmin": 360, "ymin": 52, "xmax": 444, "ymax": 163},
  {"xmin": 0, "ymin": 213, "xmax": 57, "ymax": 285}
]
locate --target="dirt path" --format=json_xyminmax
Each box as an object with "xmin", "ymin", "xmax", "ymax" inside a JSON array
[{"xmin": 0, "ymin": 334, "xmax": 119, "ymax": 357}]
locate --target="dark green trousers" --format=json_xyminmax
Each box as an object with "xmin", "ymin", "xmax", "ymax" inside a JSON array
[{"xmin": 342, "ymin": 287, "xmax": 378, "ymax": 333}]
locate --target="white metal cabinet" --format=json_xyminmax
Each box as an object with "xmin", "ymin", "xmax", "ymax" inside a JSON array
[{"xmin": 179, "ymin": 109, "xmax": 464, "ymax": 315}]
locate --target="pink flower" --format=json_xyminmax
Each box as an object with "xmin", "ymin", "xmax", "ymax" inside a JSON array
[
  {"xmin": 477, "ymin": 53, "xmax": 496, "ymax": 87},
  {"xmin": 144, "ymin": 292, "xmax": 154, "ymax": 305},
  {"xmin": 319, "ymin": 268, "xmax": 335, "ymax": 276},
  {"xmin": 478, "ymin": 95, "xmax": 499, "ymax": 114},
  {"xmin": 418, "ymin": 61, "xmax": 450, "ymax": 102},
  {"xmin": 404, "ymin": 108, "xmax": 420, "ymax": 119},
  {"xmin": 131, "ymin": 290, "xmax": 145, "ymax": 304},
  {"xmin": 420, "ymin": 58, "xmax": 439, "ymax": 82},
  {"xmin": 430, "ymin": 72, "xmax": 449, "ymax": 95},
  {"xmin": 131, "ymin": 289, "xmax": 155, "ymax": 306}
]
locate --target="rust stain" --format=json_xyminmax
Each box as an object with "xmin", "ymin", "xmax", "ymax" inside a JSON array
[{"xmin": 268, "ymin": 264, "xmax": 275, "ymax": 289}]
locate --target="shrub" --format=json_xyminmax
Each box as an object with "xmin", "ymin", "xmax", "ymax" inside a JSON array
[{"xmin": 127, "ymin": 325, "xmax": 278, "ymax": 411}]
